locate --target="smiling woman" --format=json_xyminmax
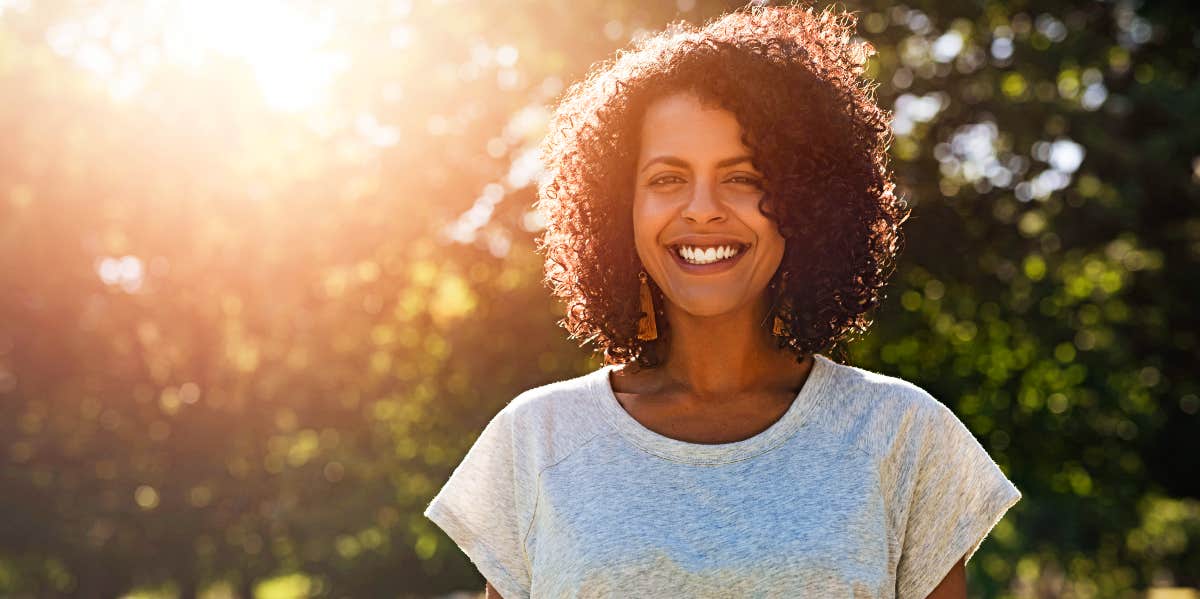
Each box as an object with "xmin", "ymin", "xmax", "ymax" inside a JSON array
[
  {"xmin": 534, "ymin": 11, "xmax": 906, "ymax": 371},
  {"xmin": 424, "ymin": 4, "xmax": 1021, "ymax": 598}
]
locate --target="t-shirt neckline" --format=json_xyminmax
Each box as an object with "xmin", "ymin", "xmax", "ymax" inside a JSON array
[{"xmin": 589, "ymin": 353, "xmax": 834, "ymax": 465}]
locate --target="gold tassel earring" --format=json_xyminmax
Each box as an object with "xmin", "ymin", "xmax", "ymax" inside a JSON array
[
  {"xmin": 636, "ymin": 270, "xmax": 658, "ymax": 340},
  {"xmin": 771, "ymin": 270, "xmax": 789, "ymax": 337}
]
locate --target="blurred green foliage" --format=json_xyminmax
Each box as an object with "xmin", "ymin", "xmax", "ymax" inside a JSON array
[{"xmin": 0, "ymin": 0, "xmax": 1196, "ymax": 597}]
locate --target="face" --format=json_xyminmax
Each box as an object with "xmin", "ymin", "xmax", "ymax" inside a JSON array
[{"xmin": 632, "ymin": 91, "xmax": 786, "ymax": 320}]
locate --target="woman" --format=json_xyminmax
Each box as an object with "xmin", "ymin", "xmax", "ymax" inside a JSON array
[{"xmin": 424, "ymin": 5, "xmax": 1021, "ymax": 598}]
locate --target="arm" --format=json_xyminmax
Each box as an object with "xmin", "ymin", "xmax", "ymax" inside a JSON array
[
  {"xmin": 925, "ymin": 556, "xmax": 966, "ymax": 599},
  {"xmin": 485, "ymin": 580, "xmax": 505, "ymax": 599}
]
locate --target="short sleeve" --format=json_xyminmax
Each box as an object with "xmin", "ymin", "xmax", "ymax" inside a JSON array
[
  {"xmin": 894, "ymin": 400, "xmax": 1022, "ymax": 599},
  {"xmin": 424, "ymin": 406, "xmax": 533, "ymax": 599}
]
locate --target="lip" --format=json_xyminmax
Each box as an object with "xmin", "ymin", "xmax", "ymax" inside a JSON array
[
  {"xmin": 664, "ymin": 234, "xmax": 750, "ymax": 247},
  {"xmin": 664, "ymin": 243, "xmax": 750, "ymax": 275}
]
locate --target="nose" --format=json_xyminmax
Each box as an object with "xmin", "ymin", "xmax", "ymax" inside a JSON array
[{"xmin": 680, "ymin": 179, "xmax": 727, "ymax": 224}]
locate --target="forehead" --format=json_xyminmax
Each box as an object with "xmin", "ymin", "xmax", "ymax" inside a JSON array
[{"xmin": 637, "ymin": 93, "xmax": 749, "ymax": 162}]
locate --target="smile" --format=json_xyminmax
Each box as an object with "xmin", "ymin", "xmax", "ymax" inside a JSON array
[{"xmin": 665, "ymin": 243, "xmax": 750, "ymax": 274}]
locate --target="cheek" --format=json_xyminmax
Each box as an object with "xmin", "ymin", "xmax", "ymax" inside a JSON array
[
  {"xmin": 762, "ymin": 233, "xmax": 786, "ymax": 272},
  {"xmin": 745, "ymin": 210, "xmax": 787, "ymax": 268},
  {"xmin": 745, "ymin": 208, "xmax": 785, "ymax": 246},
  {"xmin": 632, "ymin": 195, "xmax": 670, "ymax": 243}
]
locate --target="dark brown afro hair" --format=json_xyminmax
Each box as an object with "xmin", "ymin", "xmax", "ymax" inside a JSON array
[{"xmin": 534, "ymin": 2, "xmax": 908, "ymax": 368}]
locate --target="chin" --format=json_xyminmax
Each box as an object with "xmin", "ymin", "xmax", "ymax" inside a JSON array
[{"xmin": 668, "ymin": 294, "xmax": 748, "ymax": 318}]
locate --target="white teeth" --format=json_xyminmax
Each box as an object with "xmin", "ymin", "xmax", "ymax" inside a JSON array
[{"xmin": 674, "ymin": 244, "xmax": 743, "ymax": 265}]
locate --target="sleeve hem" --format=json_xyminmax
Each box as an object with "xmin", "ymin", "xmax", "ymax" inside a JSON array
[
  {"xmin": 899, "ymin": 482, "xmax": 1021, "ymax": 599},
  {"xmin": 424, "ymin": 500, "xmax": 532, "ymax": 599}
]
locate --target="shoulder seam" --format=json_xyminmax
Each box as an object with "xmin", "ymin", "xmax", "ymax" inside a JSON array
[
  {"xmin": 808, "ymin": 401, "xmax": 906, "ymax": 554},
  {"xmin": 808, "ymin": 416, "xmax": 878, "ymax": 471},
  {"xmin": 519, "ymin": 429, "xmax": 616, "ymax": 565}
]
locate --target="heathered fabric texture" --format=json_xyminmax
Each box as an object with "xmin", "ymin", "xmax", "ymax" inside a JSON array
[{"xmin": 423, "ymin": 353, "xmax": 1021, "ymax": 598}]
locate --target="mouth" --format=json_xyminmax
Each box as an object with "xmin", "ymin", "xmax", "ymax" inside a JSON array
[{"xmin": 664, "ymin": 242, "xmax": 751, "ymax": 275}]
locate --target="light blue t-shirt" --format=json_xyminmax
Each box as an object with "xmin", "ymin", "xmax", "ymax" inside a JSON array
[{"xmin": 423, "ymin": 353, "xmax": 1022, "ymax": 598}]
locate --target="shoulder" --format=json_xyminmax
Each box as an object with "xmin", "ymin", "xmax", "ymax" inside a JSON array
[
  {"xmin": 501, "ymin": 367, "xmax": 603, "ymax": 424},
  {"xmin": 810, "ymin": 357, "xmax": 953, "ymax": 461},
  {"xmin": 818, "ymin": 357, "xmax": 948, "ymax": 419},
  {"xmin": 491, "ymin": 366, "xmax": 614, "ymax": 470}
]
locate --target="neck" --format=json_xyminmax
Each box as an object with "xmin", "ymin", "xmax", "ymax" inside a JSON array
[{"xmin": 658, "ymin": 292, "xmax": 805, "ymax": 399}]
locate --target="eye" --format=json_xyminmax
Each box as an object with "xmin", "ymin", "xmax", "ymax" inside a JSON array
[
  {"xmin": 728, "ymin": 175, "xmax": 764, "ymax": 188},
  {"xmin": 649, "ymin": 174, "xmax": 685, "ymax": 186}
]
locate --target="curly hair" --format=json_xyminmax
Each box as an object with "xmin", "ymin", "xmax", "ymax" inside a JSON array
[{"xmin": 534, "ymin": 2, "xmax": 908, "ymax": 368}]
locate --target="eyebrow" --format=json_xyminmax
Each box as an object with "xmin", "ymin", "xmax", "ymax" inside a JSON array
[{"xmin": 638, "ymin": 154, "xmax": 755, "ymax": 174}]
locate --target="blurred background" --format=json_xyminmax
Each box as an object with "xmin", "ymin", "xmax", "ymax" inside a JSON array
[{"xmin": 0, "ymin": 0, "xmax": 1196, "ymax": 597}]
